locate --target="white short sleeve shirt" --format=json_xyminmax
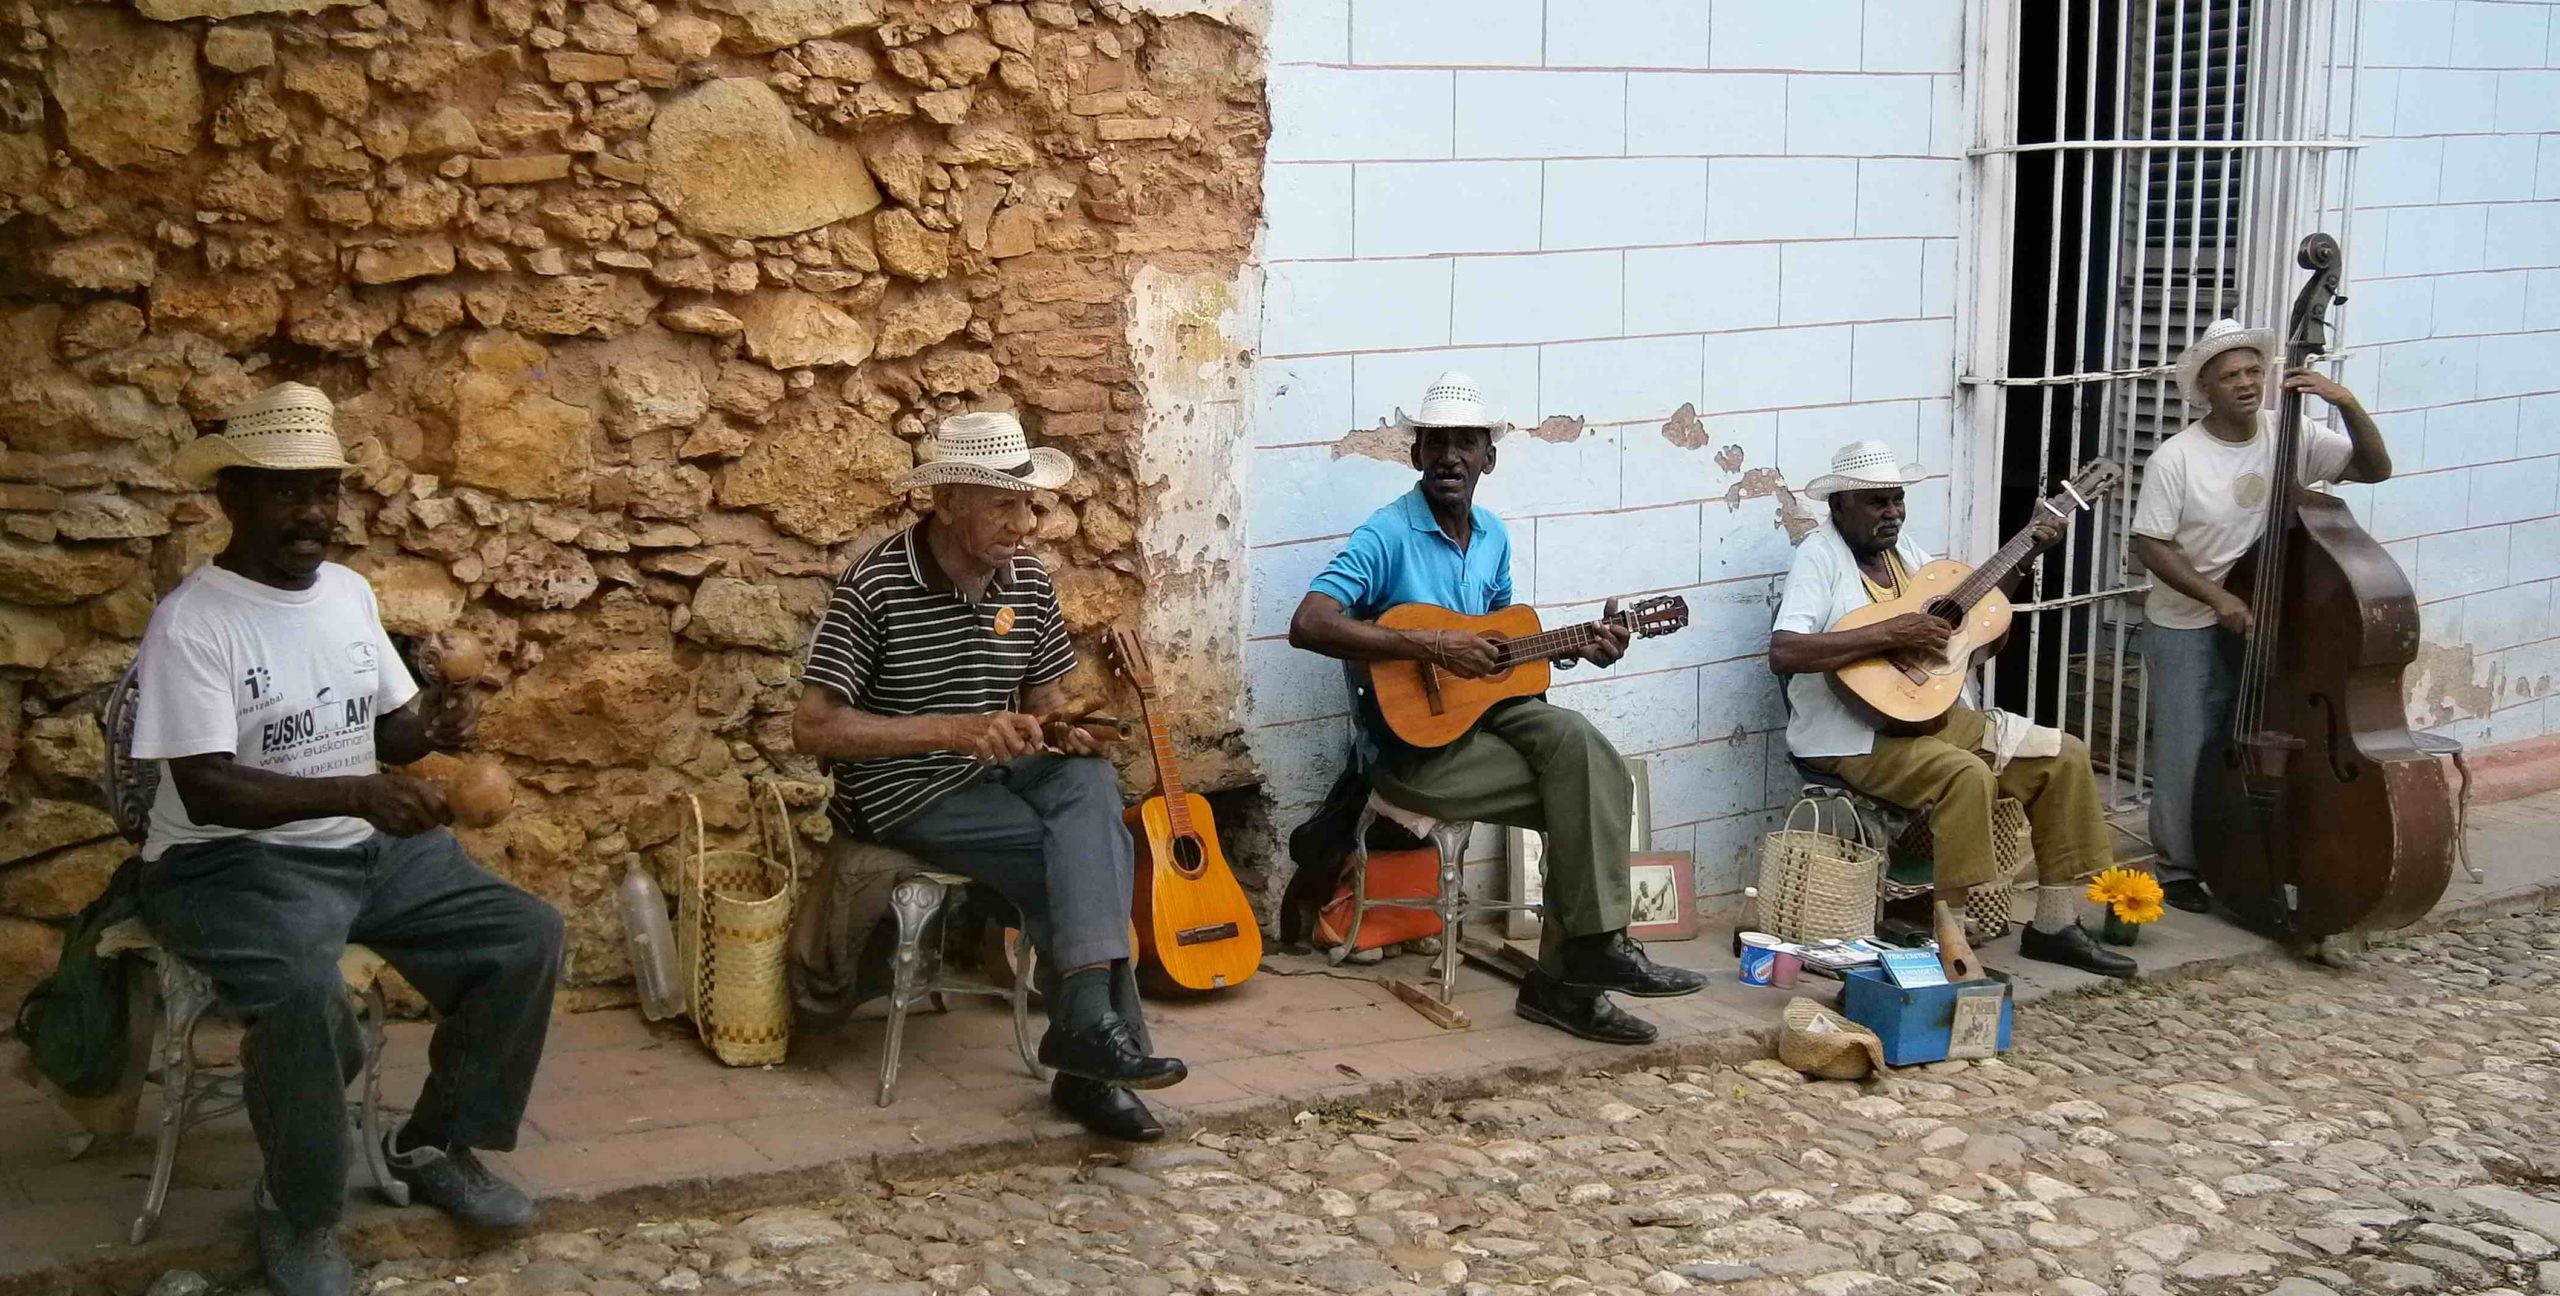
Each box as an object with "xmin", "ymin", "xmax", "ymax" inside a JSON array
[
  {"xmin": 2130, "ymin": 411, "xmax": 2354, "ymax": 629},
  {"xmin": 1773, "ymin": 523, "xmax": 1940, "ymax": 759},
  {"xmin": 131, "ymin": 562, "xmax": 417, "ymax": 859}
]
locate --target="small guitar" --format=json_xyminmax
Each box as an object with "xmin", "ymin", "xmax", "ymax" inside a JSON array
[
  {"xmin": 1363, "ymin": 597, "xmax": 1691, "ymax": 749},
  {"xmin": 1826, "ymin": 459, "xmax": 2124, "ymax": 727},
  {"xmin": 1108, "ymin": 628, "xmax": 1261, "ymax": 992}
]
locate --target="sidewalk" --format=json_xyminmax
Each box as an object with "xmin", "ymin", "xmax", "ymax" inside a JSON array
[{"xmin": 8, "ymin": 791, "xmax": 2559, "ymax": 1294}]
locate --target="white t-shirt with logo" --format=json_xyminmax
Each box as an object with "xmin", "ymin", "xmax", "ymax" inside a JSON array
[
  {"xmin": 131, "ymin": 562, "xmax": 418, "ymax": 859},
  {"xmin": 2130, "ymin": 411, "xmax": 2355, "ymax": 630}
]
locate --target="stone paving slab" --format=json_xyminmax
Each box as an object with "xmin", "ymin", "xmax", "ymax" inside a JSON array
[{"xmin": 6, "ymin": 791, "xmax": 2556, "ymax": 1292}]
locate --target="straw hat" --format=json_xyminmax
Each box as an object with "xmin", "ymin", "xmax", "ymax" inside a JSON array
[
  {"xmin": 1777, "ymin": 997, "xmax": 1890, "ymax": 1081},
  {"xmin": 1395, "ymin": 371, "xmax": 1512, "ymax": 440},
  {"xmin": 171, "ymin": 382, "xmax": 355, "ymax": 489},
  {"xmin": 2174, "ymin": 318, "xmax": 2277, "ymax": 407},
  {"xmin": 897, "ymin": 410, "xmax": 1075, "ymax": 492},
  {"xmin": 1801, "ymin": 440, "xmax": 1930, "ymax": 501}
]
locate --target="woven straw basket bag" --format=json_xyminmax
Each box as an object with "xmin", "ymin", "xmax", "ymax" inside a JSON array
[
  {"xmin": 1754, "ymin": 794, "xmax": 1886, "ymax": 943},
  {"xmin": 679, "ymin": 783, "xmax": 798, "ymax": 1067},
  {"xmin": 1891, "ymin": 798, "xmax": 2036, "ymax": 940}
]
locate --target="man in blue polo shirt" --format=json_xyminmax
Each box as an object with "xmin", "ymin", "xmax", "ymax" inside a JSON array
[{"xmin": 1287, "ymin": 373, "xmax": 1708, "ymax": 1045}]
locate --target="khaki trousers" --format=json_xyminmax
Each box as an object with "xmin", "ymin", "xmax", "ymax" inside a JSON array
[
  {"xmin": 1370, "ymin": 699, "xmax": 1634, "ymax": 966},
  {"xmin": 1802, "ymin": 706, "xmax": 2111, "ymax": 891}
]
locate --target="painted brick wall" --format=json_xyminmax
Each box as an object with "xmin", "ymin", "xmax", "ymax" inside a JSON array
[
  {"xmin": 2334, "ymin": 0, "xmax": 2560, "ymax": 750},
  {"xmin": 1245, "ymin": 0, "xmax": 1966, "ymax": 901}
]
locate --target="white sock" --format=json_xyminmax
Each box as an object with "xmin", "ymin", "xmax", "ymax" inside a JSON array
[{"xmin": 2031, "ymin": 884, "xmax": 2082, "ymax": 934}]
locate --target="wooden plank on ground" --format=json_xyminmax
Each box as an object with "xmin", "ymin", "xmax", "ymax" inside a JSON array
[{"xmin": 1383, "ymin": 977, "xmax": 1470, "ymax": 1030}]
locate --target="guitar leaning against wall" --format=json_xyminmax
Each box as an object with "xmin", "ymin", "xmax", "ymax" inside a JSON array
[{"xmin": 1108, "ymin": 629, "xmax": 1261, "ymax": 992}]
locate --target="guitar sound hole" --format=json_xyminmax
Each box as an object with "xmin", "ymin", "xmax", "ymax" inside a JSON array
[
  {"xmin": 1171, "ymin": 834, "xmax": 1206, "ymax": 877},
  {"xmin": 1923, "ymin": 597, "xmax": 1963, "ymax": 624}
]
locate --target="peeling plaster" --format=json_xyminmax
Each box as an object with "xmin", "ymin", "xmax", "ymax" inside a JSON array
[
  {"xmin": 1661, "ymin": 402, "xmax": 1708, "ymax": 450},
  {"xmin": 1128, "ymin": 262, "xmax": 1259, "ymax": 791},
  {"xmin": 1714, "ymin": 444, "xmax": 1746, "ymax": 474},
  {"xmin": 1725, "ymin": 465, "xmax": 1819, "ymax": 545},
  {"xmin": 1330, "ymin": 419, "xmax": 1408, "ymax": 464},
  {"xmin": 1526, "ymin": 414, "xmax": 1587, "ymax": 443}
]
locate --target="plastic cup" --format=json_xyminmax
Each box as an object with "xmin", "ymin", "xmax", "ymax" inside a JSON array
[
  {"xmin": 1771, "ymin": 949, "xmax": 1803, "ymax": 988},
  {"xmin": 1739, "ymin": 932, "xmax": 1778, "ymax": 986}
]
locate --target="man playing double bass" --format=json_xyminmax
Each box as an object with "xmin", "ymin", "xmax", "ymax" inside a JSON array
[{"xmin": 2131, "ymin": 319, "xmax": 2395, "ymax": 915}]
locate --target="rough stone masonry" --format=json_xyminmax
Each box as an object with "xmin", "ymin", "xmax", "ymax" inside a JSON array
[{"xmin": 0, "ymin": 0, "xmax": 1268, "ymax": 1012}]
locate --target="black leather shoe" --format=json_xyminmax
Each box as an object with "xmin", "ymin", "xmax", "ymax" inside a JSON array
[
  {"xmin": 255, "ymin": 1194, "xmax": 351, "ymax": 1296},
  {"xmin": 1052, "ymin": 1074, "xmax": 1166, "ymax": 1142},
  {"xmin": 1551, "ymin": 931, "xmax": 1710, "ymax": 998},
  {"xmin": 2162, "ymin": 878, "xmax": 2212, "ymax": 914},
  {"xmin": 1515, "ymin": 971, "xmax": 1659, "ymax": 1045},
  {"xmin": 2018, "ymin": 922, "xmax": 2138, "ymax": 979},
  {"xmin": 1038, "ymin": 1012, "xmax": 1188, "ymax": 1090}
]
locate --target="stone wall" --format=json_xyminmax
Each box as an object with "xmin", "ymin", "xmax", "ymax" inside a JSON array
[{"xmin": 0, "ymin": 0, "xmax": 1266, "ymax": 1012}]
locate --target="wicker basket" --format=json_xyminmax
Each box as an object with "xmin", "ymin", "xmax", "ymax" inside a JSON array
[
  {"xmin": 1754, "ymin": 795, "xmax": 1886, "ymax": 943},
  {"xmin": 679, "ymin": 783, "xmax": 798, "ymax": 1067},
  {"xmin": 1891, "ymin": 798, "xmax": 2035, "ymax": 941}
]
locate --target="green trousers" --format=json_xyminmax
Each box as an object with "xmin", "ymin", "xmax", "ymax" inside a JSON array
[
  {"xmin": 1371, "ymin": 699, "xmax": 1634, "ymax": 965},
  {"xmin": 1802, "ymin": 706, "xmax": 2110, "ymax": 891}
]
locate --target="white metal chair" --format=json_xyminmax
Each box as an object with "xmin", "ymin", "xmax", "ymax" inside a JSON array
[
  {"xmin": 99, "ymin": 661, "xmax": 407, "ymax": 1243},
  {"xmin": 872, "ymin": 862, "xmax": 1043, "ymax": 1107},
  {"xmin": 1323, "ymin": 667, "xmax": 1543, "ymax": 1005}
]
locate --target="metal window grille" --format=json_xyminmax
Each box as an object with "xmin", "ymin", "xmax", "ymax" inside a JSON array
[{"xmin": 1955, "ymin": 0, "xmax": 2357, "ymax": 813}]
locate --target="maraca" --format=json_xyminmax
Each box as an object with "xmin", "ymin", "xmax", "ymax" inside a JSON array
[
  {"xmin": 442, "ymin": 759, "xmax": 516, "ymax": 828},
  {"xmin": 417, "ymin": 630, "xmax": 513, "ymax": 827}
]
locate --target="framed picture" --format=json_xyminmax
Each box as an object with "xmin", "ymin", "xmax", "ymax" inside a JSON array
[{"xmin": 1627, "ymin": 851, "xmax": 1701, "ymax": 942}]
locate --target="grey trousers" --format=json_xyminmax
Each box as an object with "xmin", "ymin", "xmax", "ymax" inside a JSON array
[
  {"xmin": 881, "ymin": 756, "xmax": 1148, "ymax": 1036},
  {"xmin": 138, "ymin": 829, "xmax": 565, "ymax": 1229},
  {"xmin": 2143, "ymin": 625, "xmax": 2236, "ymax": 885}
]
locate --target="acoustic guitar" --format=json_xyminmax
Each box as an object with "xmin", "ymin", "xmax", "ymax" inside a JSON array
[
  {"xmin": 1108, "ymin": 629, "xmax": 1261, "ymax": 992},
  {"xmin": 1363, "ymin": 597, "xmax": 1691, "ymax": 749},
  {"xmin": 1826, "ymin": 459, "xmax": 2123, "ymax": 727}
]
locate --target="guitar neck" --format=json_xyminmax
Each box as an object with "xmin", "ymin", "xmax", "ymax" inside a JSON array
[
  {"xmin": 1947, "ymin": 522, "xmax": 2049, "ymax": 612},
  {"xmin": 1132, "ymin": 686, "xmax": 1193, "ymax": 833},
  {"xmin": 1495, "ymin": 615, "xmax": 1624, "ymax": 666}
]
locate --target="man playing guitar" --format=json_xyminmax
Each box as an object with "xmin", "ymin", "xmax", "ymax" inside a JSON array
[
  {"xmin": 1286, "ymin": 373, "xmax": 1708, "ymax": 1046},
  {"xmin": 1767, "ymin": 441, "xmax": 2137, "ymax": 982}
]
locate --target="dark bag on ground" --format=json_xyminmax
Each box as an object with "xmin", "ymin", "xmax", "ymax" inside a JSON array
[
  {"xmin": 13, "ymin": 856, "xmax": 144, "ymax": 1098},
  {"xmin": 1278, "ymin": 764, "xmax": 1429, "ymax": 945}
]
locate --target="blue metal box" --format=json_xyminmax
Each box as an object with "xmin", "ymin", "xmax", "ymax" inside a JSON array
[{"xmin": 1839, "ymin": 966, "xmax": 2013, "ymax": 1067}]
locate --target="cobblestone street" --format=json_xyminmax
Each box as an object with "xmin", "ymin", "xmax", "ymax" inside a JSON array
[{"xmin": 327, "ymin": 906, "xmax": 2560, "ymax": 1296}]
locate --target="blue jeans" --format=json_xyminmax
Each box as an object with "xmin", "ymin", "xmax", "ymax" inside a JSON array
[
  {"xmin": 139, "ymin": 830, "xmax": 565, "ymax": 1228},
  {"xmin": 2142, "ymin": 625, "xmax": 2237, "ymax": 884},
  {"xmin": 880, "ymin": 756, "xmax": 1148, "ymax": 1035}
]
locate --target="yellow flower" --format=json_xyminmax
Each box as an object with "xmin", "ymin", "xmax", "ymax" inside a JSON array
[{"xmin": 2084, "ymin": 866, "xmax": 2166, "ymax": 925}]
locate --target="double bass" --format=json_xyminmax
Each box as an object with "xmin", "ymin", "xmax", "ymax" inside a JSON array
[{"xmin": 2190, "ymin": 232, "xmax": 2455, "ymax": 941}]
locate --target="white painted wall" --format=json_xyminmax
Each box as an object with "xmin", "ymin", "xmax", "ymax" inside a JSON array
[
  {"xmin": 2333, "ymin": 0, "xmax": 2560, "ymax": 747},
  {"xmin": 1244, "ymin": 0, "xmax": 1966, "ymax": 899}
]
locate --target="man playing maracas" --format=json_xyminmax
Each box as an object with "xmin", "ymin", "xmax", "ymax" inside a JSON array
[{"xmin": 134, "ymin": 383, "xmax": 565, "ymax": 1296}]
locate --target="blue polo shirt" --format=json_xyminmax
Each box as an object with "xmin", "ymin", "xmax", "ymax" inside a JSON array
[
  {"xmin": 1310, "ymin": 489, "xmax": 1515, "ymax": 756},
  {"xmin": 1310, "ymin": 487, "xmax": 1514, "ymax": 620}
]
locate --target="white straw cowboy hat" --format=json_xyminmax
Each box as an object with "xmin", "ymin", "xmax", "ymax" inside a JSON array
[
  {"xmin": 1395, "ymin": 371, "xmax": 1512, "ymax": 440},
  {"xmin": 1802, "ymin": 440, "xmax": 1930, "ymax": 501},
  {"xmin": 898, "ymin": 410, "xmax": 1075, "ymax": 492},
  {"xmin": 2175, "ymin": 317, "xmax": 2277, "ymax": 407},
  {"xmin": 171, "ymin": 382, "xmax": 355, "ymax": 489}
]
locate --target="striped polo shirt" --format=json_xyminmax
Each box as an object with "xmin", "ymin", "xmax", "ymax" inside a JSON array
[{"xmin": 801, "ymin": 525, "xmax": 1075, "ymax": 835}]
